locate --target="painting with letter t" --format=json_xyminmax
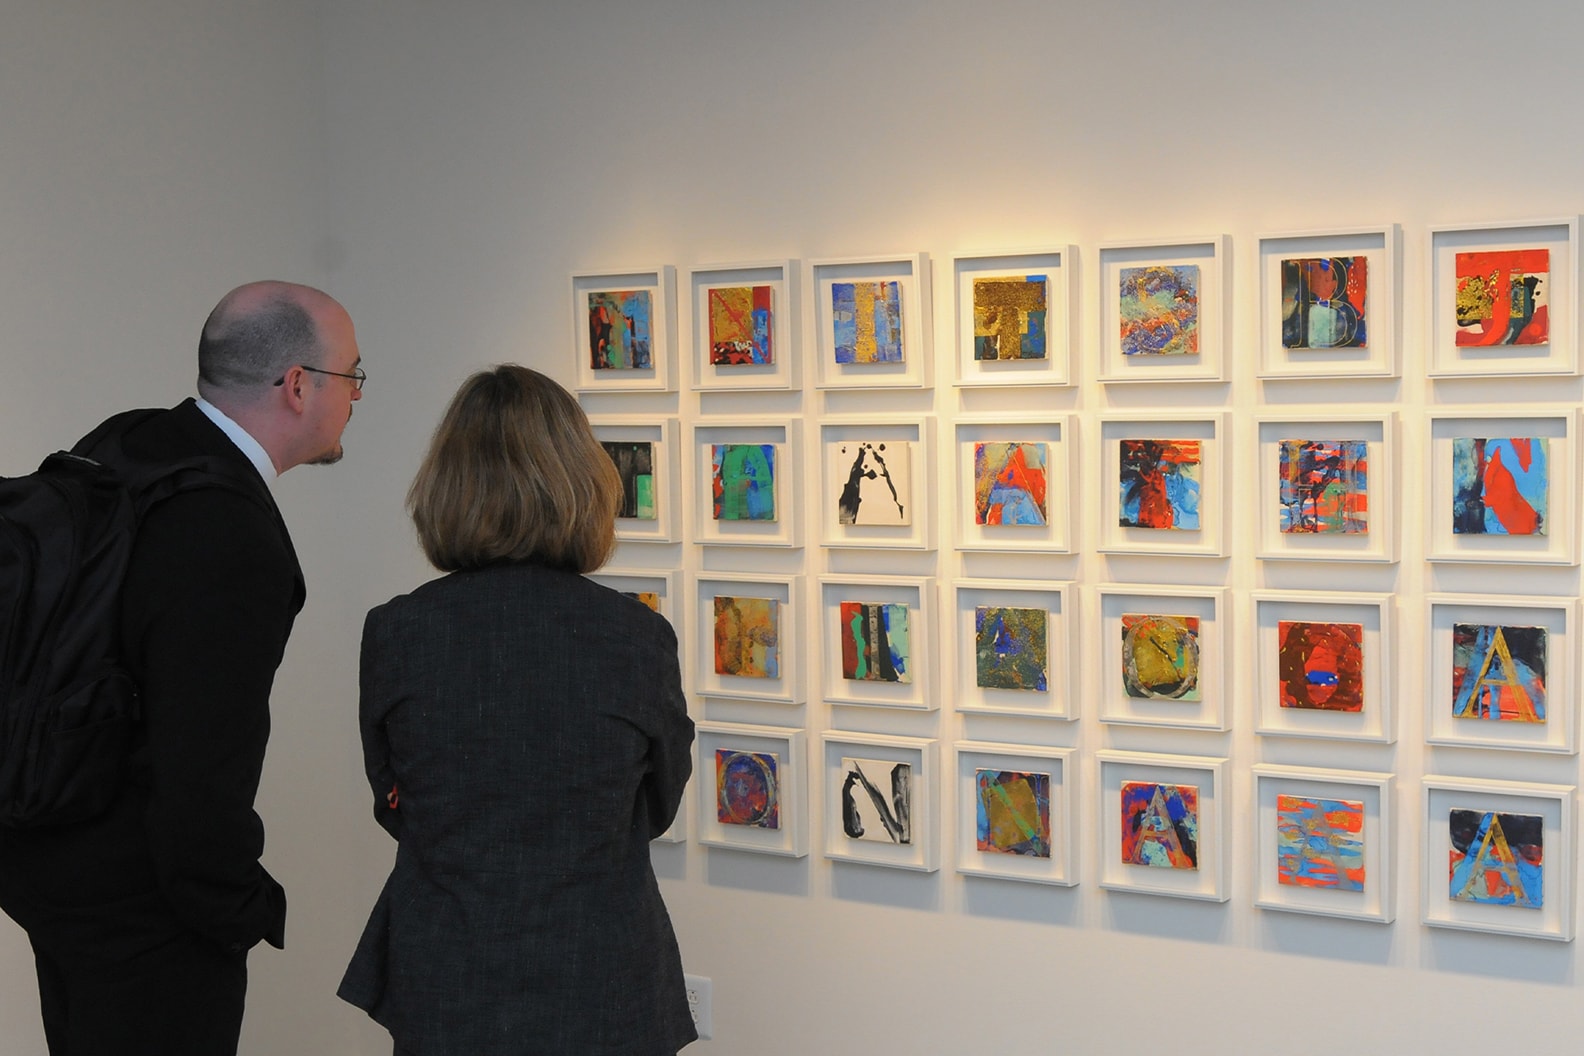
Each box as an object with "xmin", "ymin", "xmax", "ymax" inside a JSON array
[
  {"xmin": 973, "ymin": 275, "xmax": 1047, "ymax": 360},
  {"xmin": 1449, "ymin": 809, "xmax": 1543, "ymax": 908}
]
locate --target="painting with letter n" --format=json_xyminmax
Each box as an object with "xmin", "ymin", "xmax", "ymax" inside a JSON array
[{"xmin": 839, "ymin": 757, "xmax": 912, "ymax": 845}]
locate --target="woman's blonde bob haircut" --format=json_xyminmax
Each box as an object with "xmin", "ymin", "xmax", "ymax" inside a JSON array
[{"xmin": 408, "ymin": 365, "xmax": 621, "ymax": 573}]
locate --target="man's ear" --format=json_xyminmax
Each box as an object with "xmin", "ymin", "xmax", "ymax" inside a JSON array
[{"xmin": 277, "ymin": 365, "xmax": 309, "ymax": 413}]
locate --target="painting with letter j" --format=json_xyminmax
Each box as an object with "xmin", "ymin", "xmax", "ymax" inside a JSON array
[
  {"xmin": 1452, "ymin": 623, "xmax": 1546, "ymax": 724},
  {"xmin": 1119, "ymin": 439, "xmax": 1201, "ymax": 530},
  {"xmin": 1454, "ymin": 249, "xmax": 1549, "ymax": 346},
  {"xmin": 973, "ymin": 275, "xmax": 1047, "ymax": 360},
  {"xmin": 1120, "ymin": 781, "xmax": 1198, "ymax": 869},
  {"xmin": 1278, "ymin": 439, "xmax": 1367, "ymax": 534},
  {"xmin": 1276, "ymin": 794, "xmax": 1365, "ymax": 891},
  {"xmin": 1277, "ymin": 620, "xmax": 1364, "ymax": 712},
  {"xmin": 1452, "ymin": 437, "xmax": 1546, "ymax": 536},
  {"xmin": 716, "ymin": 749, "xmax": 780, "ymax": 828},
  {"xmin": 975, "ymin": 606, "xmax": 1048, "ymax": 693},
  {"xmin": 973, "ymin": 442, "xmax": 1047, "ymax": 526},
  {"xmin": 712, "ymin": 595, "xmax": 779, "ymax": 679},
  {"xmin": 587, "ymin": 290, "xmax": 652, "ymax": 370},
  {"xmin": 1449, "ymin": 809, "xmax": 1543, "ymax": 908},
  {"xmin": 839, "ymin": 601, "xmax": 911, "ymax": 684},
  {"xmin": 832, "ymin": 280, "xmax": 904, "ymax": 364},
  {"xmin": 976, "ymin": 769, "xmax": 1051, "ymax": 857},
  {"xmin": 708, "ymin": 285, "xmax": 773, "ymax": 366},
  {"xmin": 712, "ymin": 443, "xmax": 777, "ymax": 522}
]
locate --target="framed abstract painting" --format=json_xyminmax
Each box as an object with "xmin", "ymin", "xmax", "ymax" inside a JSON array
[
  {"xmin": 1096, "ymin": 751, "xmax": 1228, "ymax": 901},
  {"xmin": 1256, "ymin": 225, "xmax": 1400, "ymax": 379},
  {"xmin": 1095, "ymin": 585, "xmax": 1227, "ymax": 731},
  {"xmin": 821, "ymin": 732, "xmax": 938, "ymax": 872},
  {"xmin": 689, "ymin": 419, "xmax": 802, "ymax": 548},
  {"xmin": 1426, "ymin": 409, "xmax": 1577, "ymax": 565},
  {"xmin": 686, "ymin": 259, "xmax": 798, "ymax": 391},
  {"xmin": 1254, "ymin": 412, "xmax": 1398, "ymax": 563},
  {"xmin": 1251, "ymin": 591, "xmax": 1395, "ymax": 744},
  {"xmin": 817, "ymin": 575, "xmax": 935, "ymax": 711},
  {"xmin": 1425, "ymin": 594, "xmax": 1577, "ymax": 754},
  {"xmin": 1252, "ymin": 765, "xmax": 1394, "ymax": 922},
  {"xmin": 952, "ymin": 415, "xmax": 1073, "ymax": 553},
  {"xmin": 1422, "ymin": 776, "xmax": 1575, "ymax": 941},
  {"xmin": 587, "ymin": 415, "xmax": 681, "ymax": 544},
  {"xmin": 1098, "ymin": 413, "xmax": 1228, "ymax": 557},
  {"xmin": 694, "ymin": 722, "xmax": 808, "ymax": 857},
  {"xmin": 806, "ymin": 253, "xmax": 931, "ymax": 389},
  {"xmin": 950, "ymin": 245, "xmax": 1077, "ymax": 387},
  {"xmin": 572, "ymin": 265, "xmax": 677, "ymax": 392},
  {"xmin": 954, "ymin": 742, "xmax": 1076, "ymax": 886},
  {"xmin": 818, "ymin": 416, "xmax": 935, "ymax": 550},
  {"xmin": 693, "ymin": 573, "xmax": 803, "ymax": 704},
  {"xmin": 1097, "ymin": 235, "xmax": 1229, "ymax": 383},
  {"xmin": 1427, "ymin": 218, "xmax": 1577, "ymax": 377},
  {"xmin": 949, "ymin": 579, "xmax": 1075, "ymax": 720},
  {"xmin": 587, "ymin": 568, "xmax": 681, "ymax": 629}
]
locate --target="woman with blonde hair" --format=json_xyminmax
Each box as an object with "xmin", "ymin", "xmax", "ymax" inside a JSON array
[{"xmin": 338, "ymin": 365, "xmax": 696, "ymax": 1056}]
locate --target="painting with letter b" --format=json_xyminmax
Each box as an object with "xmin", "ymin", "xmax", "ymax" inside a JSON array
[
  {"xmin": 839, "ymin": 757, "xmax": 912, "ymax": 845},
  {"xmin": 1449, "ymin": 809, "xmax": 1542, "ymax": 908},
  {"xmin": 973, "ymin": 276, "xmax": 1047, "ymax": 360},
  {"xmin": 838, "ymin": 601, "xmax": 911, "ymax": 684},
  {"xmin": 712, "ymin": 443, "xmax": 777, "ymax": 522},
  {"xmin": 1452, "ymin": 437, "xmax": 1546, "ymax": 536},
  {"xmin": 832, "ymin": 280, "xmax": 904, "ymax": 363},
  {"xmin": 1120, "ymin": 781, "xmax": 1198, "ymax": 869},
  {"xmin": 1276, "ymin": 794, "xmax": 1364, "ymax": 891},
  {"xmin": 976, "ymin": 769, "xmax": 1051, "ymax": 857},
  {"xmin": 716, "ymin": 749, "xmax": 780, "ymax": 829},
  {"xmin": 1452, "ymin": 623, "xmax": 1546, "ymax": 724},
  {"xmin": 1281, "ymin": 256, "xmax": 1367, "ymax": 349},
  {"xmin": 587, "ymin": 290, "xmax": 652, "ymax": 370}
]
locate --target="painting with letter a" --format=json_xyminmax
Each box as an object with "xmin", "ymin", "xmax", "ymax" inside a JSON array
[
  {"xmin": 1281, "ymin": 256, "xmax": 1368, "ymax": 349},
  {"xmin": 1454, "ymin": 249, "xmax": 1549, "ymax": 346},
  {"xmin": 587, "ymin": 290, "xmax": 652, "ymax": 369},
  {"xmin": 973, "ymin": 442, "xmax": 1047, "ymax": 526},
  {"xmin": 832, "ymin": 280, "xmax": 904, "ymax": 363},
  {"xmin": 1278, "ymin": 439, "xmax": 1367, "ymax": 534},
  {"xmin": 1119, "ymin": 265, "xmax": 1198, "ymax": 356},
  {"xmin": 976, "ymin": 769, "xmax": 1051, "ymax": 857},
  {"xmin": 973, "ymin": 275, "xmax": 1047, "ymax": 360},
  {"xmin": 829, "ymin": 440, "xmax": 910, "ymax": 525},
  {"xmin": 716, "ymin": 750, "xmax": 780, "ymax": 829},
  {"xmin": 708, "ymin": 285, "xmax": 773, "ymax": 366},
  {"xmin": 1276, "ymin": 794, "xmax": 1365, "ymax": 891},
  {"xmin": 975, "ymin": 606, "xmax": 1048, "ymax": 692},
  {"xmin": 1452, "ymin": 623, "xmax": 1546, "ymax": 724},
  {"xmin": 839, "ymin": 757, "xmax": 912, "ymax": 845},
  {"xmin": 1277, "ymin": 621, "xmax": 1364, "ymax": 712},
  {"xmin": 711, "ymin": 443, "xmax": 777, "ymax": 522},
  {"xmin": 1120, "ymin": 781, "xmax": 1198, "ymax": 869},
  {"xmin": 1120, "ymin": 614, "xmax": 1200, "ymax": 701},
  {"xmin": 1449, "ymin": 809, "xmax": 1543, "ymax": 908},
  {"xmin": 712, "ymin": 596, "xmax": 779, "ymax": 678},
  {"xmin": 1452, "ymin": 437, "xmax": 1546, "ymax": 536},
  {"xmin": 602, "ymin": 441, "xmax": 656, "ymax": 520},
  {"xmin": 1119, "ymin": 439, "xmax": 1201, "ymax": 530},
  {"xmin": 839, "ymin": 602, "xmax": 911, "ymax": 684}
]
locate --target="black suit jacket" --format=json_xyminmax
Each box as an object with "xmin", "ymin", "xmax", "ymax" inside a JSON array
[
  {"xmin": 0, "ymin": 399, "xmax": 302, "ymax": 956},
  {"xmin": 338, "ymin": 563, "xmax": 696, "ymax": 1056}
]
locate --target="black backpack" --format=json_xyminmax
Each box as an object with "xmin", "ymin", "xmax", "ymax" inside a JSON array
[{"xmin": 0, "ymin": 411, "xmax": 249, "ymax": 828}]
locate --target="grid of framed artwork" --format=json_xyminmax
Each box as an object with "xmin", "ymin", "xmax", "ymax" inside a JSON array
[{"xmin": 577, "ymin": 216, "xmax": 1584, "ymax": 937}]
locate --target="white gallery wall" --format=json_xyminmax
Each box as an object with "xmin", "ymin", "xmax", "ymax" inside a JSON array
[{"xmin": 5, "ymin": 0, "xmax": 1584, "ymax": 1053}]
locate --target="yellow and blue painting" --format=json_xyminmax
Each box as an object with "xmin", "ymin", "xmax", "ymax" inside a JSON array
[
  {"xmin": 1449, "ymin": 809, "xmax": 1543, "ymax": 908},
  {"xmin": 974, "ymin": 606, "xmax": 1048, "ymax": 692},
  {"xmin": 972, "ymin": 275, "xmax": 1047, "ymax": 360},
  {"xmin": 832, "ymin": 280, "xmax": 904, "ymax": 363},
  {"xmin": 712, "ymin": 595, "xmax": 779, "ymax": 678},
  {"xmin": 976, "ymin": 769, "xmax": 1051, "ymax": 857},
  {"xmin": 1120, "ymin": 613, "xmax": 1200, "ymax": 701},
  {"xmin": 1120, "ymin": 265, "xmax": 1198, "ymax": 356}
]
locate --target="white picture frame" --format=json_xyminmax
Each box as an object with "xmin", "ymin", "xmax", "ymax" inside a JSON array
[
  {"xmin": 588, "ymin": 415, "xmax": 681, "ymax": 544},
  {"xmin": 1427, "ymin": 217, "xmax": 1578, "ymax": 377},
  {"xmin": 818, "ymin": 416, "xmax": 935, "ymax": 551},
  {"xmin": 693, "ymin": 573, "xmax": 803, "ymax": 704},
  {"xmin": 1251, "ymin": 590, "xmax": 1396, "ymax": 744},
  {"xmin": 1421, "ymin": 775, "xmax": 1575, "ymax": 941},
  {"xmin": 821, "ymin": 731, "xmax": 938, "ymax": 872},
  {"xmin": 688, "ymin": 418, "xmax": 802, "ymax": 548},
  {"xmin": 1426, "ymin": 408, "xmax": 1577, "ymax": 565},
  {"xmin": 806, "ymin": 252, "xmax": 932, "ymax": 389},
  {"xmin": 1256, "ymin": 225, "xmax": 1400, "ymax": 379},
  {"xmin": 1425, "ymin": 593, "xmax": 1577, "ymax": 754},
  {"xmin": 695, "ymin": 722, "xmax": 808, "ymax": 857},
  {"xmin": 1094, "ymin": 585, "xmax": 1227, "ymax": 731},
  {"xmin": 572, "ymin": 265, "xmax": 677, "ymax": 392},
  {"xmin": 1096, "ymin": 750, "xmax": 1228, "ymax": 902},
  {"xmin": 1097, "ymin": 412, "xmax": 1228, "ymax": 557},
  {"xmin": 1251, "ymin": 765, "xmax": 1395, "ymax": 923},
  {"xmin": 948, "ymin": 579, "xmax": 1075, "ymax": 720},
  {"xmin": 952, "ymin": 414, "xmax": 1074, "ymax": 553},
  {"xmin": 1253, "ymin": 412, "xmax": 1398, "ymax": 563},
  {"xmin": 817, "ymin": 575, "xmax": 936, "ymax": 711},
  {"xmin": 686, "ymin": 259, "xmax": 798, "ymax": 391},
  {"xmin": 1097, "ymin": 235, "xmax": 1229, "ymax": 383},
  {"xmin": 950, "ymin": 245, "xmax": 1077, "ymax": 387},
  {"xmin": 954, "ymin": 742, "xmax": 1076, "ymax": 886}
]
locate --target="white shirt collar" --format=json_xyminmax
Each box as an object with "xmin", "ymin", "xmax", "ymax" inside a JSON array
[{"xmin": 195, "ymin": 397, "xmax": 278, "ymax": 482}]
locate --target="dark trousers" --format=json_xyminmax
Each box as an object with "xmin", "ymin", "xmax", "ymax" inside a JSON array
[{"xmin": 28, "ymin": 925, "xmax": 248, "ymax": 1056}]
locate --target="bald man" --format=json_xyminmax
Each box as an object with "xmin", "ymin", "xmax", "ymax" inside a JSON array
[{"xmin": 0, "ymin": 282, "xmax": 363, "ymax": 1056}]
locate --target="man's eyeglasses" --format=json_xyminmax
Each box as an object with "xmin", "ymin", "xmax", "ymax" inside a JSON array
[{"xmin": 273, "ymin": 365, "xmax": 367, "ymax": 391}]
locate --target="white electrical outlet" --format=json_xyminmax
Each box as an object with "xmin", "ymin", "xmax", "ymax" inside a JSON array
[{"xmin": 683, "ymin": 973, "xmax": 713, "ymax": 1040}]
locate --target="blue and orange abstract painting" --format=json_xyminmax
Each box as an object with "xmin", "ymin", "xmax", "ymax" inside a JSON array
[
  {"xmin": 1455, "ymin": 249, "xmax": 1549, "ymax": 346},
  {"xmin": 1276, "ymin": 794, "xmax": 1365, "ymax": 891},
  {"xmin": 973, "ymin": 442, "xmax": 1047, "ymax": 526},
  {"xmin": 839, "ymin": 601, "xmax": 910, "ymax": 684},
  {"xmin": 1278, "ymin": 439, "xmax": 1368, "ymax": 534},
  {"xmin": 1452, "ymin": 623, "xmax": 1546, "ymax": 724},
  {"xmin": 587, "ymin": 289, "xmax": 653, "ymax": 370},
  {"xmin": 1452, "ymin": 437, "xmax": 1547, "ymax": 536},
  {"xmin": 602, "ymin": 441, "xmax": 656, "ymax": 520},
  {"xmin": 832, "ymin": 280, "xmax": 904, "ymax": 364},
  {"xmin": 973, "ymin": 275, "xmax": 1047, "ymax": 360},
  {"xmin": 712, "ymin": 443, "xmax": 776, "ymax": 522},
  {"xmin": 1449, "ymin": 809, "xmax": 1543, "ymax": 908},
  {"xmin": 976, "ymin": 769, "xmax": 1051, "ymax": 857},
  {"xmin": 1278, "ymin": 620, "xmax": 1364, "ymax": 712},
  {"xmin": 1120, "ymin": 613, "xmax": 1200, "ymax": 701},
  {"xmin": 716, "ymin": 749, "xmax": 780, "ymax": 828},
  {"xmin": 712, "ymin": 595, "xmax": 778, "ymax": 679},
  {"xmin": 974, "ymin": 606, "xmax": 1048, "ymax": 692},
  {"xmin": 1281, "ymin": 256, "xmax": 1368, "ymax": 349},
  {"xmin": 1119, "ymin": 439, "xmax": 1201, "ymax": 530},
  {"xmin": 1120, "ymin": 265, "xmax": 1199, "ymax": 356},
  {"xmin": 709, "ymin": 285, "xmax": 773, "ymax": 366},
  {"xmin": 1121, "ymin": 781, "xmax": 1199, "ymax": 869}
]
